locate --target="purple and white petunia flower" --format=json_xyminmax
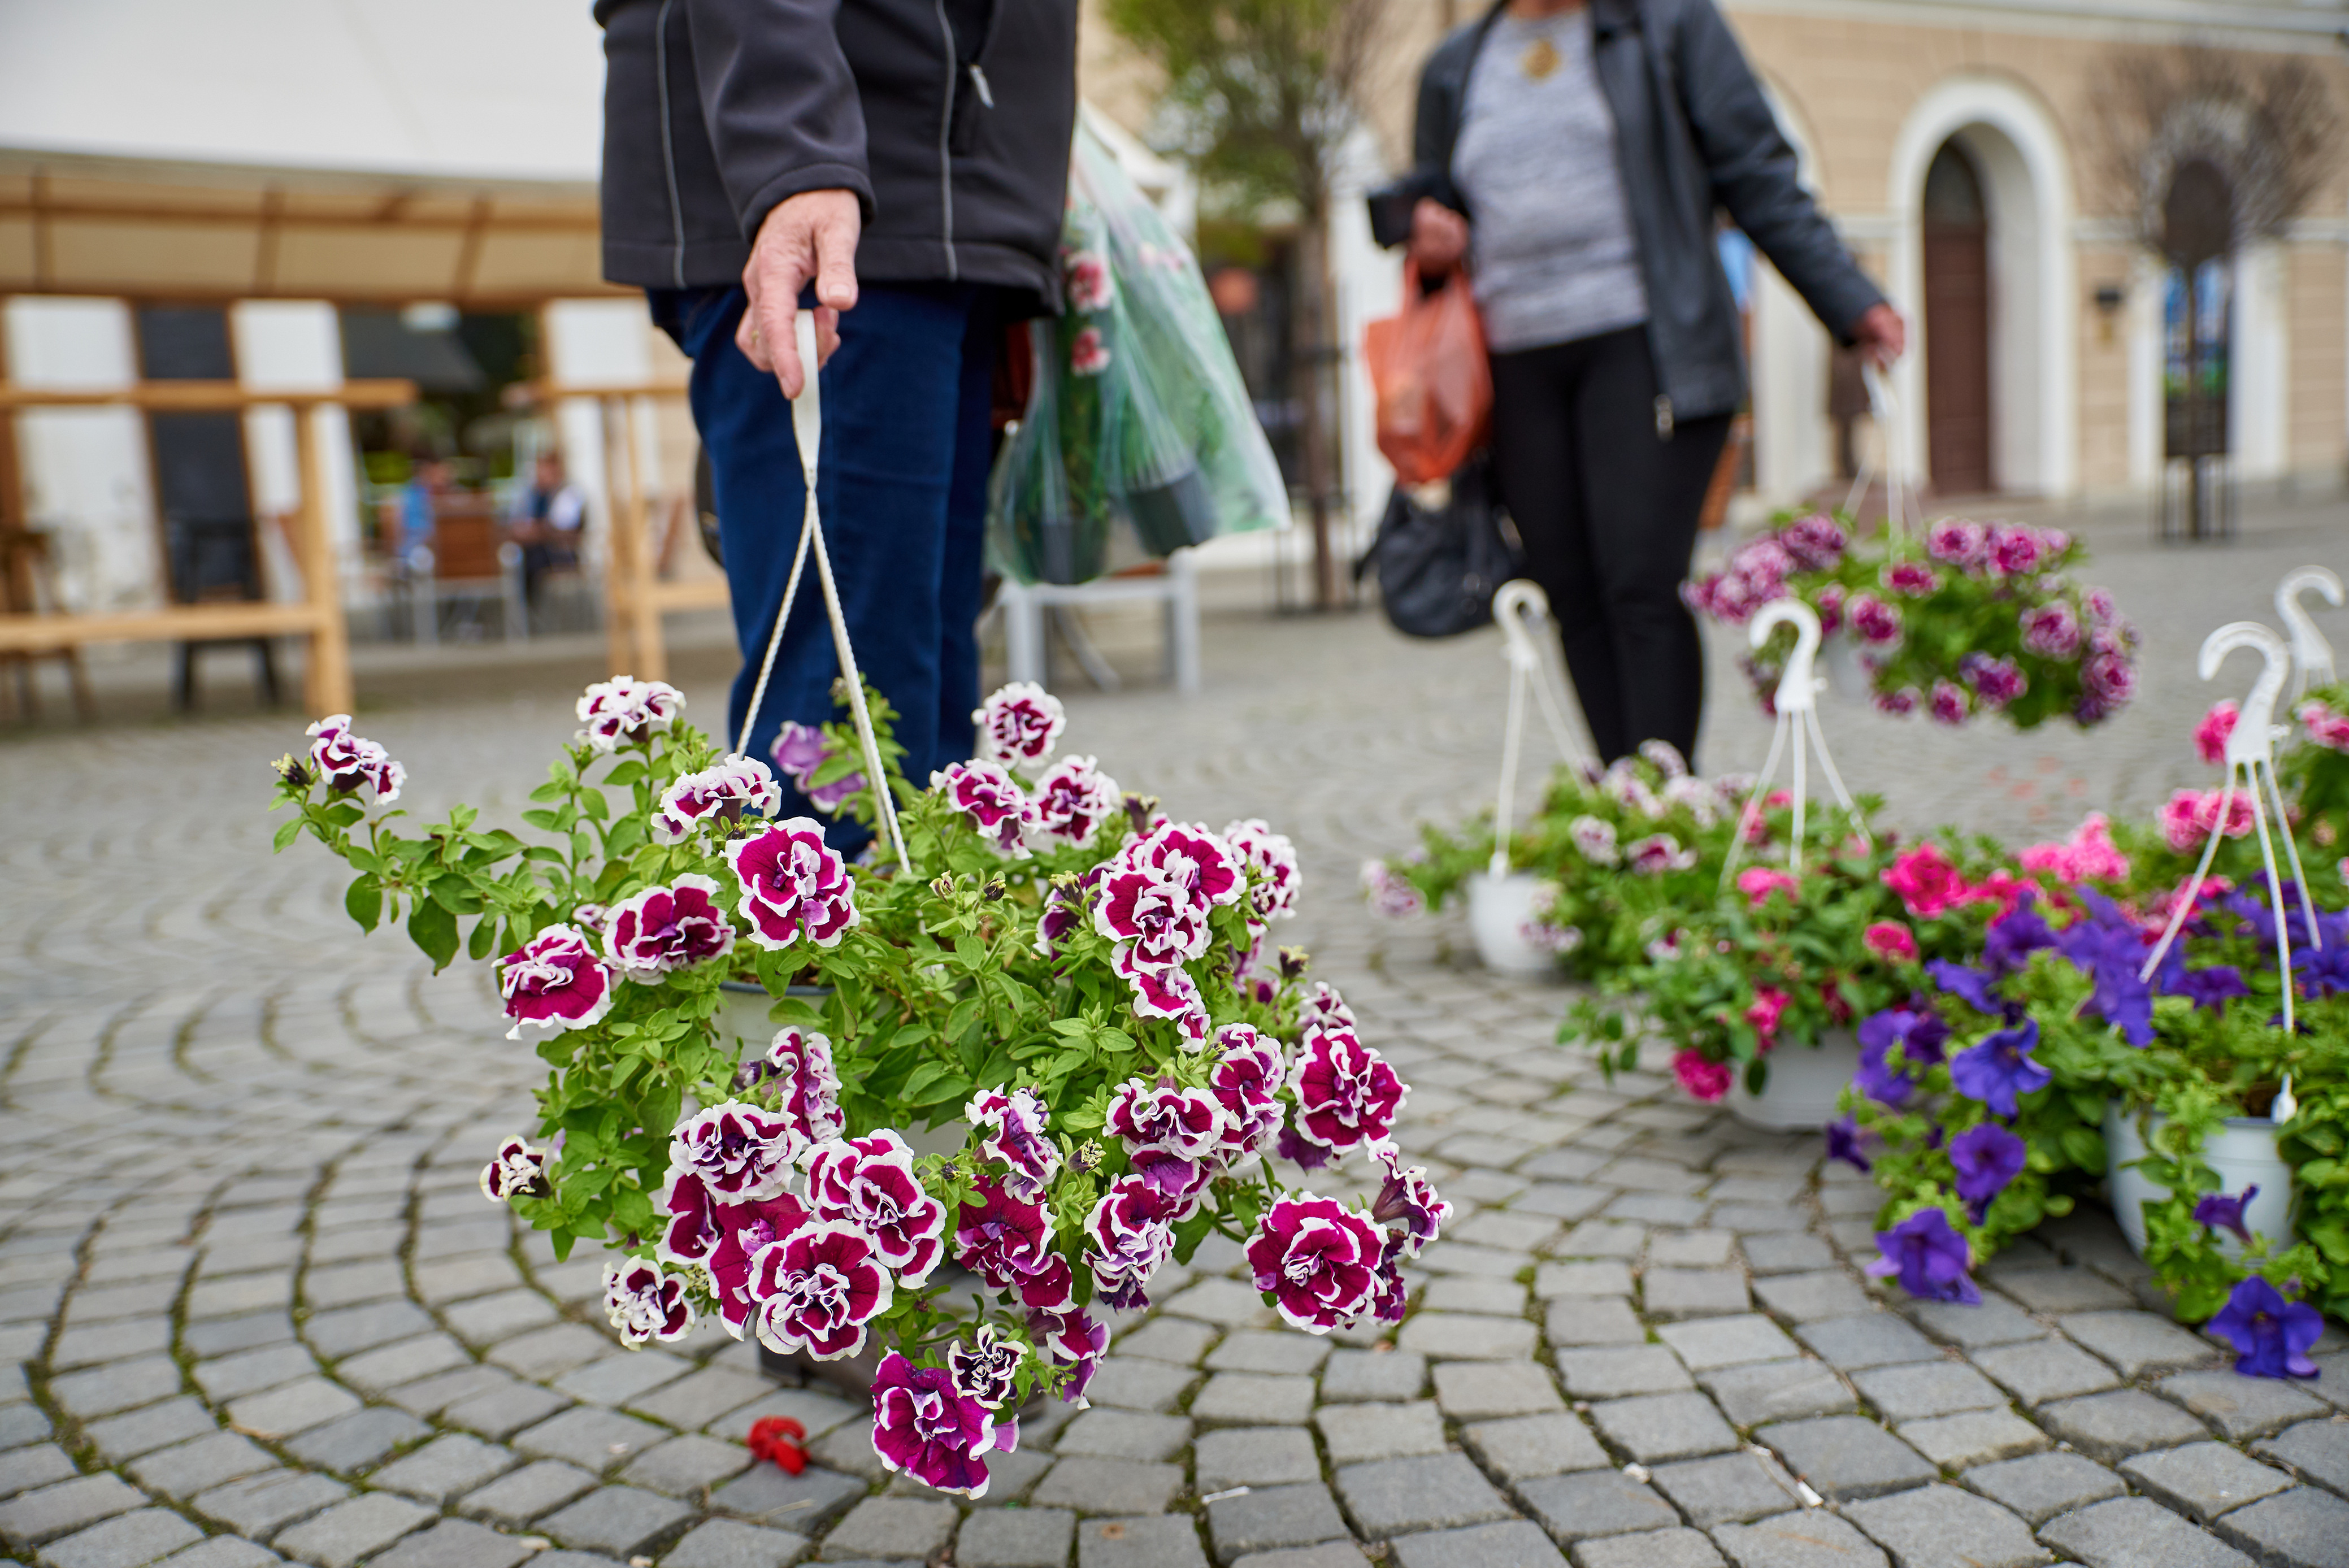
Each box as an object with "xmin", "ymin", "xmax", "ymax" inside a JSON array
[
  {"xmin": 967, "ymin": 1087, "xmax": 1062, "ymax": 1202},
  {"xmin": 932, "ymin": 759, "xmax": 1037, "ymax": 857},
  {"xmin": 1370, "ymin": 1141, "xmax": 1451, "ymax": 1257},
  {"xmin": 1625, "ymin": 833, "xmax": 1697, "ymax": 875},
  {"xmin": 497, "ymin": 924, "xmax": 615, "ymax": 1040},
  {"xmin": 727, "ymin": 819, "xmax": 858, "ymax": 950},
  {"xmin": 1084, "ymin": 1176, "xmax": 1178, "ymax": 1311},
  {"xmin": 306, "ymin": 715, "xmax": 405, "ymax": 803},
  {"xmin": 1027, "ymin": 755, "xmax": 1122, "ymax": 848},
  {"xmin": 652, "ymin": 1163, "xmax": 727, "ymax": 1270},
  {"xmin": 2021, "ymin": 601, "xmax": 2081, "ymax": 658},
  {"xmin": 1223, "ymin": 818, "xmax": 1302, "ymax": 925},
  {"xmin": 1117, "ymin": 821, "xmax": 1247, "ymax": 909},
  {"xmin": 1847, "ymin": 593, "xmax": 1902, "ymax": 646},
  {"xmin": 701, "ymin": 1192, "xmax": 813, "ymax": 1338},
  {"xmin": 947, "ymin": 1324, "xmax": 1029, "ymax": 1411},
  {"xmin": 603, "ymin": 1257, "xmax": 694, "ymax": 1345},
  {"xmin": 576, "ymin": 676, "xmax": 683, "ymax": 753},
  {"xmin": 1095, "ymin": 865, "xmax": 1215, "ymax": 966},
  {"xmin": 1360, "ymin": 859, "xmax": 1426, "ymax": 918},
  {"xmin": 953, "ymin": 1179, "xmax": 1056, "ymax": 1293},
  {"xmin": 870, "ymin": 1352, "xmax": 1002, "ymax": 1497},
  {"xmin": 1289, "ymin": 1028, "xmax": 1406, "ymax": 1157},
  {"xmin": 1111, "ymin": 945, "xmax": 1210, "ymax": 1043},
  {"xmin": 804, "ymin": 1131, "xmax": 947, "ymax": 1287},
  {"xmin": 1297, "ymin": 981, "xmax": 1356, "ymax": 1040},
  {"xmin": 757, "ymin": 1028, "xmax": 847, "ymax": 1146},
  {"xmin": 670, "ymin": 1100, "xmax": 804, "ymax": 1202},
  {"xmin": 479, "ymin": 1136, "xmax": 550, "ymax": 1203},
  {"xmin": 749, "ymin": 1220, "xmax": 895, "ymax": 1359},
  {"xmin": 1026, "ymin": 1304, "xmax": 1108, "ymax": 1405},
  {"xmin": 974, "ymin": 681, "xmax": 1066, "ymax": 775},
  {"xmin": 770, "ymin": 721, "xmax": 865, "ymax": 813},
  {"xmin": 1926, "ymin": 520, "xmax": 1988, "ymax": 571},
  {"xmin": 1245, "ymin": 1194, "xmax": 1385, "ymax": 1333},
  {"xmin": 1106, "ymin": 1080, "xmax": 1228, "ymax": 1163},
  {"xmin": 1209, "ymin": 1024, "xmax": 1286, "ymax": 1159},
  {"xmin": 1568, "ymin": 815, "xmax": 1621, "ymax": 866},
  {"xmin": 652, "ymin": 755, "xmax": 781, "ymax": 845},
  {"xmin": 604, "ymin": 874, "xmax": 736, "ymax": 981}
]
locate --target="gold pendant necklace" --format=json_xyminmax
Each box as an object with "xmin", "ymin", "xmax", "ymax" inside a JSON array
[{"xmin": 1521, "ymin": 37, "xmax": 1560, "ymax": 80}]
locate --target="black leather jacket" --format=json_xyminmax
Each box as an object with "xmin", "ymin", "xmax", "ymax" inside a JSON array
[
  {"xmin": 596, "ymin": 0, "xmax": 1077, "ymax": 314},
  {"xmin": 1370, "ymin": 0, "xmax": 1883, "ymax": 423}
]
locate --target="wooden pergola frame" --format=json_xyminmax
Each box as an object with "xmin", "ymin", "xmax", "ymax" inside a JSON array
[{"xmin": 0, "ymin": 377, "xmax": 415, "ymax": 715}]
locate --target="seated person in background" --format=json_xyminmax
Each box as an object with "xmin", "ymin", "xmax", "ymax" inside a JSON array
[
  {"xmin": 391, "ymin": 455, "xmax": 450, "ymax": 574},
  {"xmin": 509, "ymin": 452, "xmax": 587, "ymax": 613}
]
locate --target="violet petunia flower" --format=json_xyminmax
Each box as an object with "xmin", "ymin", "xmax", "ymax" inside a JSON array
[
  {"xmin": 1825, "ymin": 1117, "xmax": 1872, "ymax": 1174},
  {"xmin": 1948, "ymin": 1123, "xmax": 2027, "ymax": 1222},
  {"xmin": 1865, "ymin": 1208, "xmax": 1981, "ymax": 1304},
  {"xmin": 2173, "ymin": 965, "xmax": 2251, "ymax": 1013},
  {"xmin": 1928, "ymin": 959, "xmax": 2005, "ymax": 1017},
  {"xmin": 2194, "ymin": 1185, "xmax": 2259, "ymax": 1246},
  {"xmin": 1983, "ymin": 896, "xmax": 2058, "ymax": 978},
  {"xmin": 1949, "ymin": 1019, "xmax": 2051, "ymax": 1117},
  {"xmin": 2206, "ymin": 1276, "xmax": 2322, "ymax": 1379}
]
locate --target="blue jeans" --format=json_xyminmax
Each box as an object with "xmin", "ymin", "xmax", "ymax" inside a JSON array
[{"xmin": 652, "ymin": 283, "xmax": 1000, "ymax": 847}]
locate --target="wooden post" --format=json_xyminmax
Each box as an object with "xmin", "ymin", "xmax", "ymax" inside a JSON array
[
  {"xmin": 292, "ymin": 401, "xmax": 354, "ymax": 715},
  {"xmin": 598, "ymin": 395, "xmax": 664, "ymax": 681},
  {"xmin": 597, "ymin": 396, "xmax": 637, "ymax": 677}
]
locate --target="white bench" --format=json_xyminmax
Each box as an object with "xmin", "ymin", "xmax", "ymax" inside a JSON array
[{"xmin": 993, "ymin": 549, "xmax": 1200, "ymax": 694}]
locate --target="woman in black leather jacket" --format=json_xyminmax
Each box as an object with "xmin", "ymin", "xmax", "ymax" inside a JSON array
[{"xmin": 1372, "ymin": 0, "xmax": 1902, "ymax": 765}]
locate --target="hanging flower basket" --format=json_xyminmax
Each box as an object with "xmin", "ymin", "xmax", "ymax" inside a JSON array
[{"xmin": 2105, "ymin": 1101, "xmax": 2295, "ymax": 1262}]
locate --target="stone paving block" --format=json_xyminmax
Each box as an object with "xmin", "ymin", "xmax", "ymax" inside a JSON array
[
  {"xmin": 367, "ymin": 1519, "xmax": 538, "ymax": 1568},
  {"xmin": 1207, "ymin": 1484, "xmax": 1350, "ymax": 1559},
  {"xmin": 187, "ymin": 1275, "xmax": 293, "ymax": 1321},
  {"xmin": 1792, "ymin": 1314, "xmax": 1938, "ymax": 1372},
  {"xmin": 484, "ymin": 1325, "xmax": 614, "ymax": 1383},
  {"xmin": 705, "ymin": 1465, "xmax": 866, "ymax": 1534},
  {"xmin": 1903, "ymin": 1299, "xmax": 2043, "ymax": 1350},
  {"xmin": 1190, "ymin": 1373, "xmax": 1315, "ymax": 1428},
  {"xmin": 2058, "ymin": 1311, "xmax": 2220, "ymax": 1379},
  {"xmin": 1030, "ymin": 1458, "xmax": 1184, "ymax": 1517},
  {"xmin": 150, "ymin": 1538, "xmax": 281, "ymax": 1568},
  {"xmin": 1752, "ymin": 1273, "xmax": 1871, "ymax": 1324},
  {"xmin": 1432, "ymin": 1360, "xmax": 1564, "ymax": 1421},
  {"xmin": 2254, "ymin": 1419, "xmax": 2349, "ymax": 1500},
  {"xmin": 815, "ymin": 1498, "xmax": 954, "ymax": 1563},
  {"xmin": 2212, "ymin": 1486, "xmax": 2349, "ymax": 1568},
  {"xmin": 1645, "ymin": 1269, "xmax": 1752, "ymax": 1319},
  {"xmin": 1590, "ymin": 1393, "xmax": 1740, "ymax": 1462},
  {"xmin": 271, "ymin": 1493, "xmax": 437, "ymax": 1568},
  {"xmin": 1333, "ymin": 1454, "xmax": 1513, "ymax": 1540},
  {"xmin": 0, "ymin": 1475, "xmax": 147, "ymax": 1546},
  {"xmin": 336, "ymin": 1335, "xmax": 471, "ymax": 1395},
  {"xmin": 446, "ymin": 1385, "xmax": 575, "ymax": 1443},
  {"xmin": 382, "ymin": 1367, "xmax": 517, "ymax": 1422},
  {"xmin": 967, "ymin": 1447, "xmax": 1052, "ymax": 1506},
  {"xmin": 1648, "ymin": 1454, "xmax": 1803, "ymax": 1527},
  {"xmin": 282, "ymin": 1408, "xmax": 433, "ymax": 1474},
  {"xmin": 372, "ymin": 1435, "xmax": 521, "ymax": 1504},
  {"xmin": 192, "ymin": 1345, "xmax": 318, "ymax": 1402},
  {"xmin": 1205, "ymin": 1331, "xmax": 1330, "ymax": 1376},
  {"xmin": 1650, "ymin": 1231, "xmax": 1738, "ymax": 1268},
  {"xmin": 1896, "ymin": 1409, "xmax": 2047, "ymax": 1470},
  {"xmin": 1710, "ymin": 1207, "xmax": 1812, "ymax": 1236},
  {"xmin": 1459, "ymin": 1413, "xmax": 1608, "ymax": 1482},
  {"xmin": 306, "ymin": 1302, "xmax": 436, "ymax": 1359},
  {"xmin": 302, "ymin": 1262, "xmax": 405, "ymax": 1310},
  {"xmin": 1740, "ymin": 1236, "xmax": 1834, "ymax": 1276},
  {"xmin": 1971, "ymin": 1339, "xmax": 2122, "ymax": 1408},
  {"xmin": 414, "ymin": 1254, "xmax": 524, "ymax": 1304},
  {"xmin": 189, "ymin": 1474, "xmax": 351, "ymax": 1544},
  {"xmin": 1700, "ymin": 1362, "xmax": 1856, "ymax": 1428},
  {"xmin": 0, "ymin": 1447, "xmax": 75, "ymax": 1502},
  {"xmin": 2038, "ymin": 1389, "xmax": 2211, "ymax": 1465},
  {"xmin": 1659, "ymin": 1317, "xmax": 1800, "ymax": 1374},
  {"xmin": 1571, "ymin": 1528, "xmax": 1724, "ymax": 1568},
  {"xmin": 1387, "ymin": 1520, "xmax": 1568, "ymax": 1568},
  {"xmin": 1317, "ymin": 1350, "xmax": 1425, "ymax": 1404},
  {"xmin": 1193, "ymin": 1428, "xmax": 1320, "ymax": 1493},
  {"xmin": 2120, "ymin": 1443, "xmax": 2294, "ymax": 1524},
  {"xmin": 1314, "ymin": 1402, "xmax": 1446, "ymax": 1465},
  {"xmin": 1058, "ymin": 1410, "xmax": 1192, "ymax": 1463},
  {"xmin": 1112, "ymin": 1319, "xmax": 1218, "ymax": 1367},
  {"xmin": 1557, "ymin": 1222, "xmax": 1648, "ymax": 1259},
  {"xmin": 1075, "ymin": 1515, "xmax": 1206, "ymax": 1568},
  {"xmin": 225, "ymin": 1379, "xmax": 361, "ymax": 1439},
  {"xmin": 662, "ymin": 1517, "xmax": 809, "ymax": 1568},
  {"xmin": 49, "ymin": 1359, "xmax": 183, "ymax": 1421},
  {"xmin": 129, "ymin": 1432, "xmax": 277, "ymax": 1497},
  {"xmin": 442, "ymin": 1292, "xmax": 559, "ymax": 1348},
  {"xmin": 2037, "ymin": 1497, "xmax": 2255, "ymax": 1568},
  {"xmin": 2159, "ymin": 1370, "xmax": 2332, "ymax": 1443},
  {"xmin": 557, "ymin": 1354, "xmax": 692, "ymax": 1409},
  {"xmin": 39, "ymin": 1509, "xmax": 205, "ymax": 1568},
  {"xmin": 1553, "ymin": 1346, "xmax": 1694, "ymax": 1400},
  {"xmin": 1850, "ymin": 1361, "xmax": 2007, "ymax": 1423},
  {"xmin": 1513, "ymin": 1184, "xmax": 1613, "ymax": 1223},
  {"xmin": 513, "ymin": 1408, "xmax": 668, "ymax": 1474},
  {"xmin": 538, "ymin": 1487, "xmax": 692, "ymax": 1557},
  {"xmin": 1161, "ymin": 1279, "xmax": 1276, "ymax": 1329},
  {"xmin": 723, "ymin": 1391, "xmax": 861, "ymax": 1443},
  {"xmin": 628, "ymin": 1367, "xmax": 772, "ymax": 1431},
  {"xmin": 1535, "ymin": 1262, "xmax": 1635, "ymax": 1299},
  {"xmin": 1962, "ymin": 1450, "xmax": 2126, "ymax": 1526},
  {"xmin": 1514, "ymin": 1471, "xmax": 1679, "ymax": 1545},
  {"xmin": 1842, "ymin": 1484, "xmax": 2050, "ymax": 1568},
  {"xmin": 0, "ymin": 1407, "xmax": 50, "ymax": 1455},
  {"xmin": 621, "ymin": 1435, "xmax": 753, "ymax": 1498},
  {"xmin": 1992, "ymin": 1268, "xmax": 2134, "ymax": 1315},
  {"xmin": 955, "ymin": 1507, "xmax": 1073, "ymax": 1568},
  {"xmin": 1395, "ymin": 1314, "xmax": 1537, "ymax": 1362},
  {"xmin": 1454, "ymin": 1210, "xmax": 1560, "ymax": 1253},
  {"xmin": 1544, "ymin": 1297, "xmax": 1645, "ymax": 1347},
  {"xmin": 1419, "ymin": 1278, "xmax": 1527, "ymax": 1317},
  {"xmin": 1709, "ymin": 1513, "xmax": 1889, "ymax": 1568},
  {"xmin": 1756, "ymin": 1417, "xmax": 1936, "ymax": 1501}
]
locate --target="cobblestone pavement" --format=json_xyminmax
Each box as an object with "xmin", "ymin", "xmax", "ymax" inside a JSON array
[{"xmin": 10, "ymin": 495, "xmax": 2349, "ymax": 1568}]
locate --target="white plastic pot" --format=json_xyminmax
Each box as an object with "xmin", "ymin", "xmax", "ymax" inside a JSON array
[
  {"xmin": 717, "ymin": 981, "xmax": 966, "ymax": 1157},
  {"xmin": 1820, "ymin": 632, "xmax": 1871, "ymax": 704},
  {"xmin": 1728, "ymin": 1028, "xmax": 1862, "ymax": 1133},
  {"xmin": 1467, "ymin": 870, "xmax": 1557, "ymax": 978},
  {"xmin": 2103, "ymin": 1101, "xmax": 2296, "ymax": 1259}
]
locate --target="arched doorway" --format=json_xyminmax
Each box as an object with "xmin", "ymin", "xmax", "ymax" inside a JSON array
[{"xmin": 1921, "ymin": 141, "xmax": 1992, "ymax": 496}]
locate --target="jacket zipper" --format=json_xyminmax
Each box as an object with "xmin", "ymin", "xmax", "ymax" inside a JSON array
[
  {"xmin": 1655, "ymin": 396, "xmax": 1674, "ymax": 440},
  {"xmin": 654, "ymin": 0, "xmax": 686, "ymax": 288},
  {"xmin": 932, "ymin": 0, "xmax": 958, "ymax": 280}
]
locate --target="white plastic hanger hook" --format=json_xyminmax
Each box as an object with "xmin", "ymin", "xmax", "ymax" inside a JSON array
[
  {"xmin": 1486, "ymin": 580, "xmax": 1590, "ymax": 875},
  {"xmin": 2203, "ymin": 620, "xmax": 2290, "ymax": 771},
  {"xmin": 1750, "ymin": 598, "xmax": 1823, "ymax": 715},
  {"xmin": 2276, "ymin": 566, "xmax": 2342, "ymax": 697},
  {"xmin": 1722, "ymin": 597, "xmax": 1866, "ymax": 882}
]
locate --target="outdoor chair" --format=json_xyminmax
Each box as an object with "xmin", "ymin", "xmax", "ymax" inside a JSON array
[
  {"xmin": 406, "ymin": 493, "xmax": 525, "ymax": 644},
  {"xmin": 164, "ymin": 514, "xmax": 279, "ymax": 710},
  {"xmin": 0, "ymin": 523, "xmax": 97, "ymax": 722}
]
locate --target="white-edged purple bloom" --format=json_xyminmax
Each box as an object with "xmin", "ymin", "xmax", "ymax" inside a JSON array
[
  {"xmin": 1028, "ymin": 755, "xmax": 1121, "ymax": 848},
  {"xmin": 727, "ymin": 820, "xmax": 858, "ymax": 950},
  {"xmin": 1290, "ymin": 1029, "xmax": 1406, "ymax": 1157},
  {"xmin": 1224, "ymin": 818, "xmax": 1302, "ymax": 924},
  {"xmin": 1882, "ymin": 560, "xmax": 1939, "ymax": 598},
  {"xmin": 804, "ymin": 1131, "xmax": 946, "ymax": 1287},
  {"xmin": 671, "ymin": 1100, "xmax": 804, "ymax": 1202},
  {"xmin": 577, "ymin": 676, "xmax": 683, "ymax": 753},
  {"xmin": 749, "ymin": 1220, "xmax": 894, "ymax": 1359},
  {"xmin": 1569, "ymin": 815, "xmax": 1621, "ymax": 866},
  {"xmin": 947, "ymin": 1324, "xmax": 1028, "ymax": 1411},
  {"xmin": 605, "ymin": 874, "xmax": 736, "ymax": 981},
  {"xmin": 305, "ymin": 715, "xmax": 406, "ymax": 804},
  {"xmin": 974, "ymin": 681, "xmax": 1066, "ymax": 775},
  {"xmin": 603, "ymin": 1257, "xmax": 694, "ymax": 1345},
  {"xmin": 1929, "ymin": 680, "xmax": 1971, "ymax": 726},
  {"xmin": 1106, "ymin": 1080, "xmax": 1227, "ymax": 1163},
  {"xmin": 1961, "ymin": 654, "xmax": 2027, "ymax": 710},
  {"xmin": 761, "ymin": 1028, "xmax": 846, "ymax": 1146},
  {"xmin": 1084, "ymin": 1176, "xmax": 1178, "ymax": 1311},
  {"xmin": 1847, "ymin": 593, "xmax": 1901, "ymax": 646},
  {"xmin": 1298, "ymin": 981, "xmax": 1356, "ymax": 1039},
  {"xmin": 872, "ymin": 1351, "xmax": 1004, "ymax": 1496},
  {"xmin": 967, "ymin": 1086, "xmax": 1062, "ymax": 1201},
  {"xmin": 932, "ymin": 759, "xmax": 1037, "ymax": 857},
  {"xmin": 1926, "ymin": 520, "xmax": 1988, "ymax": 570},
  {"xmin": 479, "ymin": 1136, "xmax": 550, "ymax": 1203},
  {"xmin": 1209, "ymin": 1024, "xmax": 1285, "ymax": 1159},
  {"xmin": 1625, "ymin": 833, "xmax": 1696, "ymax": 875},
  {"xmin": 653, "ymin": 755, "xmax": 781, "ymax": 844},
  {"xmin": 1360, "ymin": 859, "xmax": 1426, "ymax": 918},
  {"xmin": 2021, "ymin": 601, "xmax": 2081, "ymax": 659},
  {"xmin": 498, "ymin": 924, "xmax": 615, "ymax": 1040},
  {"xmin": 1245, "ymin": 1194, "xmax": 1384, "ymax": 1333},
  {"xmin": 1370, "ymin": 1141, "xmax": 1450, "ymax": 1257}
]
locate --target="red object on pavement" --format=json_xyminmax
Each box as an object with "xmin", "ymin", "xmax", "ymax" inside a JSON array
[{"xmin": 746, "ymin": 1416, "xmax": 808, "ymax": 1475}]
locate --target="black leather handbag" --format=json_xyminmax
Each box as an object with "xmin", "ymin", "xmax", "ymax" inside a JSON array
[{"xmin": 1357, "ymin": 451, "xmax": 1523, "ymax": 638}]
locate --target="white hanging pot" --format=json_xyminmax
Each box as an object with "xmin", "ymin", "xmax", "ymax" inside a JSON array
[
  {"xmin": 1467, "ymin": 870, "xmax": 1557, "ymax": 978},
  {"xmin": 1729, "ymin": 1027, "xmax": 1862, "ymax": 1133},
  {"xmin": 2104, "ymin": 1101, "xmax": 2297, "ymax": 1260},
  {"xmin": 1820, "ymin": 632, "xmax": 1871, "ymax": 704}
]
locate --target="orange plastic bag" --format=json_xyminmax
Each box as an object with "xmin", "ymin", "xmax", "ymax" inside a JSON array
[{"xmin": 1363, "ymin": 261, "xmax": 1492, "ymax": 487}]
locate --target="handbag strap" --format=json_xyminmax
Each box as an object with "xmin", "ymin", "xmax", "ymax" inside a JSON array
[{"xmin": 734, "ymin": 312, "xmax": 913, "ymax": 874}]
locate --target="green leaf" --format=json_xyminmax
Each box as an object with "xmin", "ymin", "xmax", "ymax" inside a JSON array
[
  {"xmin": 468, "ymin": 915, "xmax": 498, "ymax": 962},
  {"xmin": 345, "ymin": 874, "xmax": 383, "ymax": 932},
  {"xmin": 409, "ymin": 896, "xmax": 461, "ymax": 972},
  {"xmin": 272, "ymin": 818, "xmax": 303, "ymax": 853}
]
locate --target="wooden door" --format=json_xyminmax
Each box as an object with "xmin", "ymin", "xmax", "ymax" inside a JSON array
[{"xmin": 1922, "ymin": 144, "xmax": 1991, "ymax": 497}]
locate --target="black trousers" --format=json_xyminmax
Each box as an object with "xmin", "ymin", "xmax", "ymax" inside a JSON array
[{"xmin": 1488, "ymin": 325, "xmax": 1731, "ymax": 767}]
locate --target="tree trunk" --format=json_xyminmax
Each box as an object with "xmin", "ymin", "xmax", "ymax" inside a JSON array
[{"xmin": 1293, "ymin": 206, "xmax": 1341, "ymax": 610}]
